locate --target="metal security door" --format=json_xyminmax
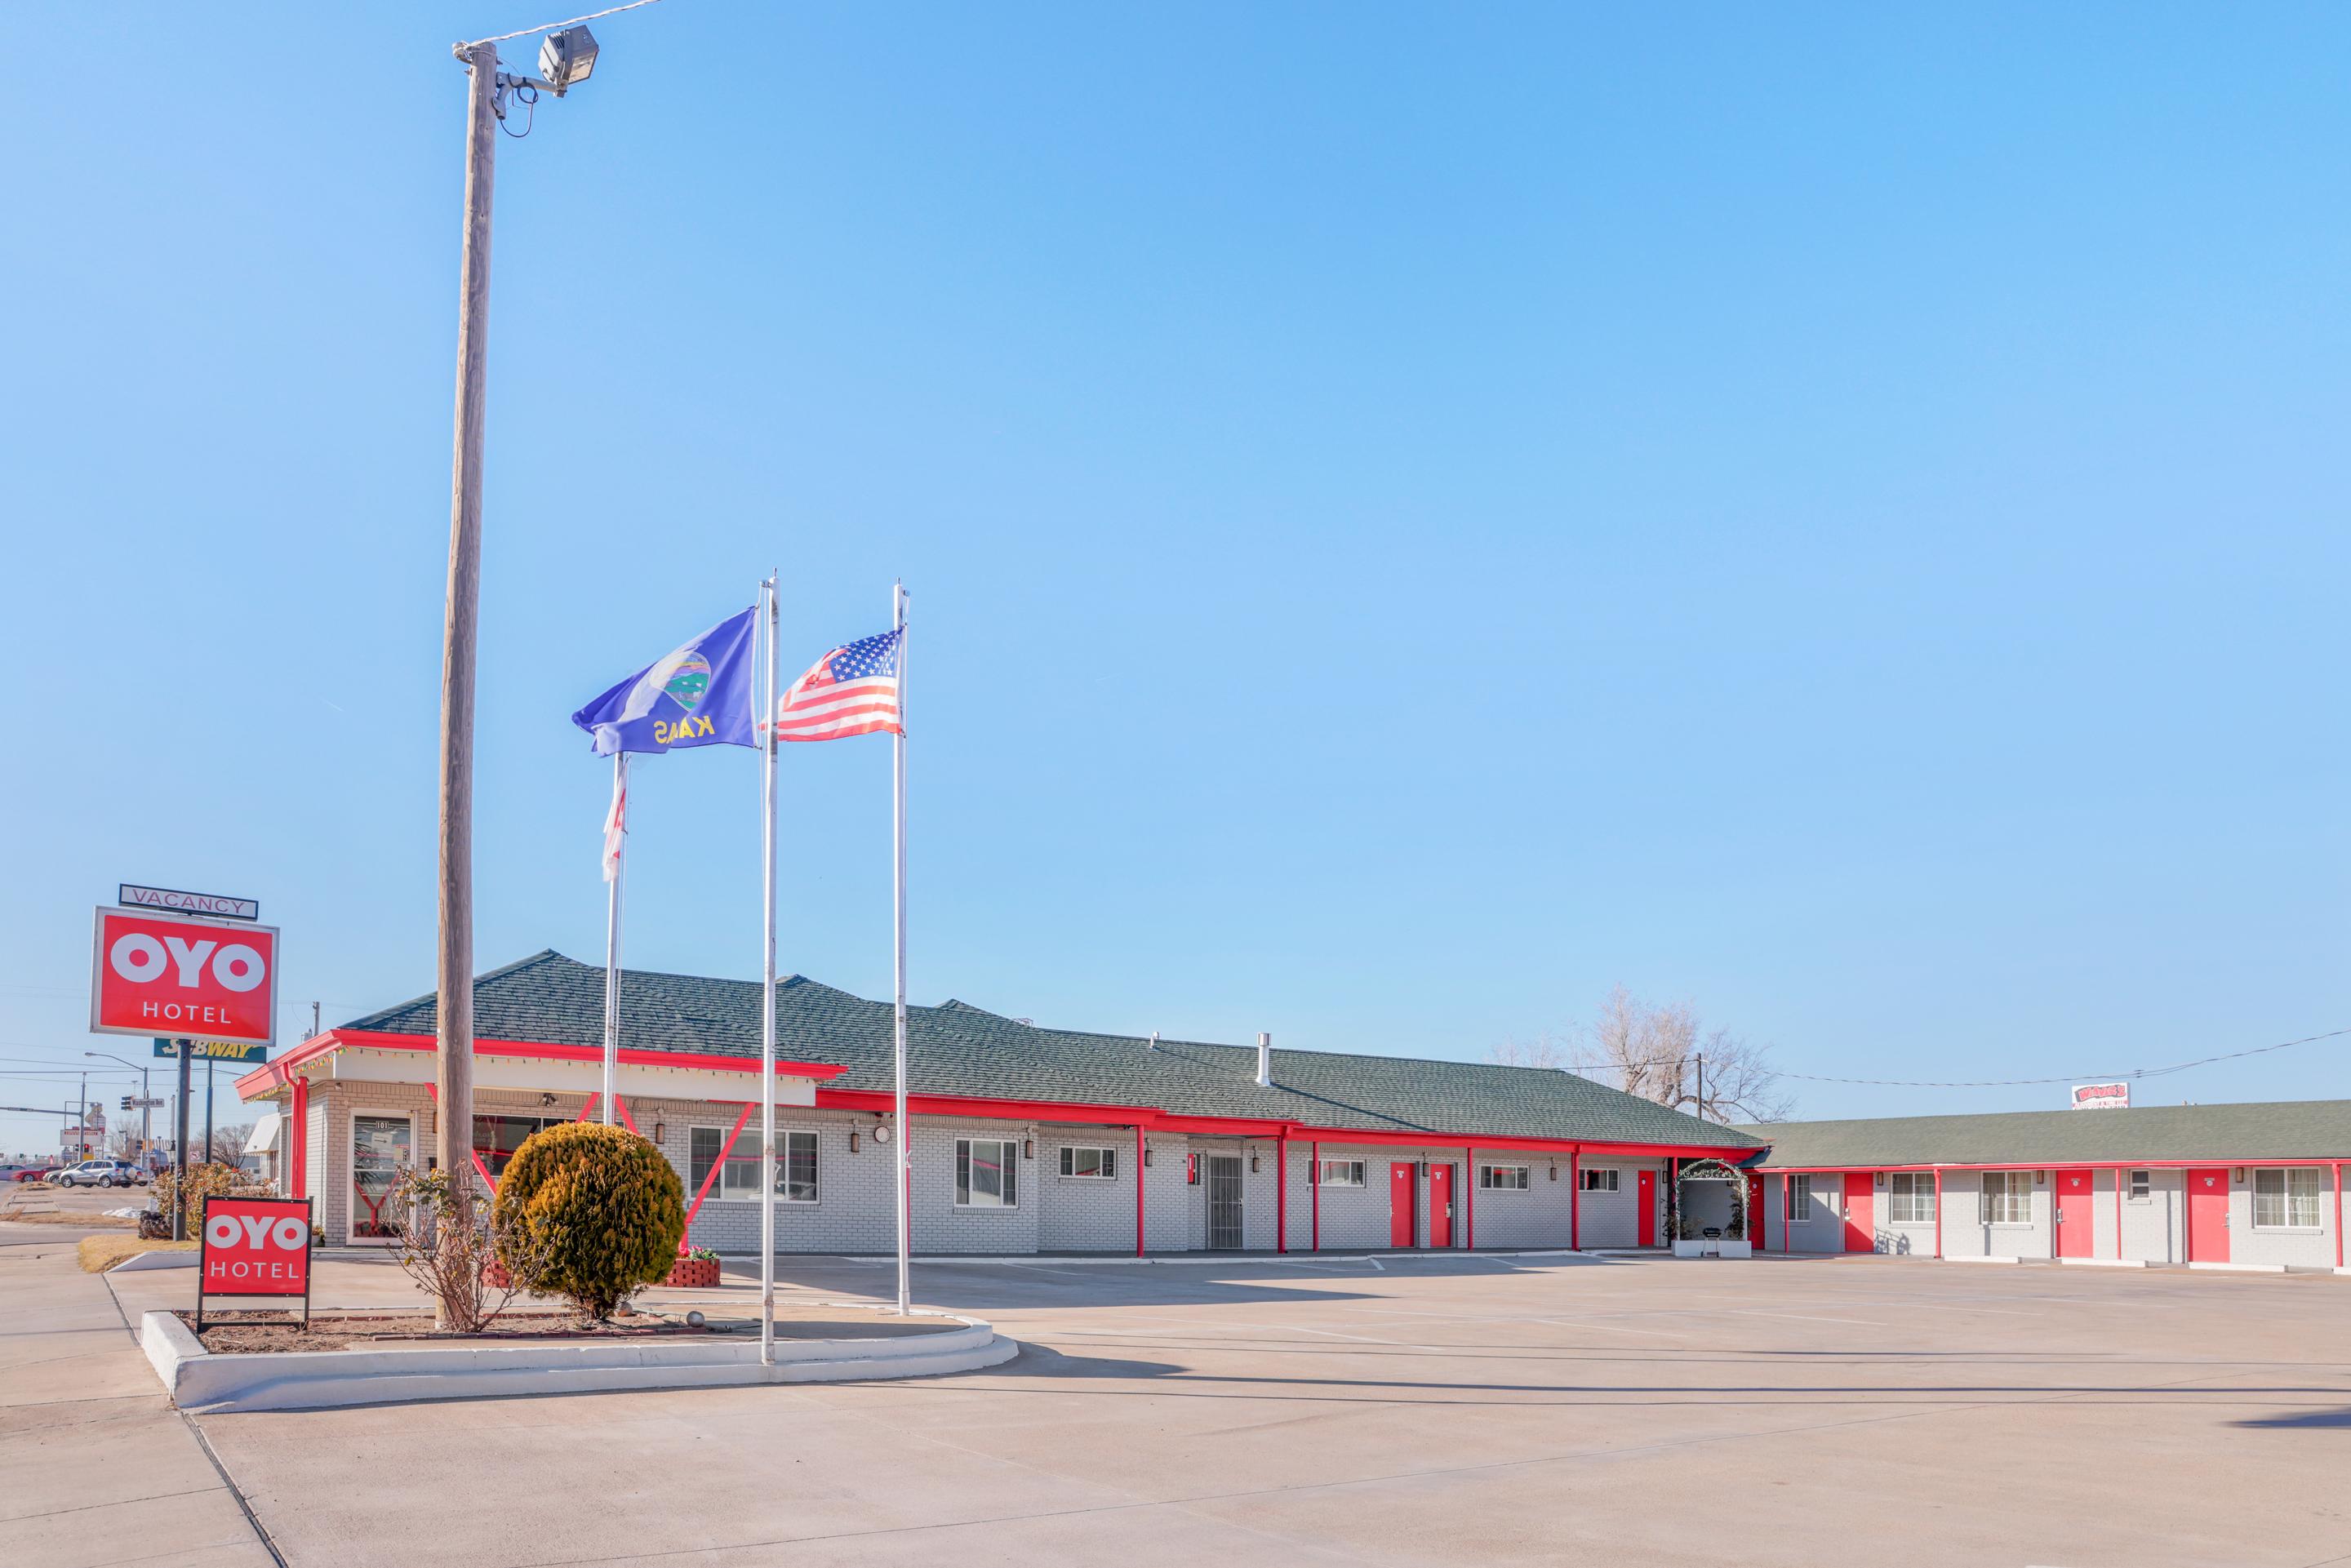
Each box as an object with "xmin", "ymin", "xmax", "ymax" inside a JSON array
[
  {"xmin": 1429, "ymin": 1162, "xmax": 1454, "ymax": 1248},
  {"xmin": 2055, "ymin": 1170, "xmax": 2096, "ymax": 1259},
  {"xmin": 1389, "ymin": 1162, "xmax": 1416, "ymax": 1247},
  {"xmin": 1207, "ymin": 1155, "xmax": 1244, "ymax": 1250}
]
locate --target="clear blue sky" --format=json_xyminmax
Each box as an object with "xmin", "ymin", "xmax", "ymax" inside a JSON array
[{"xmin": 2, "ymin": 3, "xmax": 2345, "ymax": 1154}]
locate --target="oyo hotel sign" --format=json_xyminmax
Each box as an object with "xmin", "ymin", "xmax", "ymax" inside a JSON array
[
  {"xmin": 2070, "ymin": 1081, "xmax": 2130, "ymax": 1111},
  {"xmin": 91, "ymin": 905, "xmax": 278, "ymax": 1046}
]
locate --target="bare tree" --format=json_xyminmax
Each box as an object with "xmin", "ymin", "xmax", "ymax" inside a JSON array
[
  {"xmin": 1569, "ymin": 985, "xmax": 1793, "ymax": 1124},
  {"xmin": 1489, "ymin": 1033, "xmax": 1571, "ymax": 1070}
]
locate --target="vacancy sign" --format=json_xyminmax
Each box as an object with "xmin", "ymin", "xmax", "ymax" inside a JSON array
[{"xmin": 91, "ymin": 906, "xmax": 278, "ymax": 1046}]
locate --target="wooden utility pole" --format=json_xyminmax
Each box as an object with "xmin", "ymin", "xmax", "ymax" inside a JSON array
[{"xmin": 435, "ymin": 39, "xmax": 498, "ymax": 1317}]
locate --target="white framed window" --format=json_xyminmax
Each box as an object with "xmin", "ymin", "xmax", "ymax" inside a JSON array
[
  {"xmin": 1783, "ymin": 1173, "xmax": 1813, "ymax": 1219},
  {"xmin": 1057, "ymin": 1145, "xmax": 1118, "ymax": 1179},
  {"xmin": 1580, "ymin": 1168, "xmax": 1620, "ymax": 1193},
  {"xmin": 2127, "ymin": 1170, "xmax": 2152, "ymax": 1202},
  {"xmin": 955, "ymin": 1138, "xmax": 1020, "ymax": 1208},
  {"xmin": 1479, "ymin": 1164, "xmax": 1530, "ymax": 1190},
  {"xmin": 691, "ymin": 1126, "xmax": 816, "ymax": 1202},
  {"xmin": 2251, "ymin": 1167, "xmax": 2321, "ymax": 1229},
  {"xmin": 1318, "ymin": 1159, "xmax": 1365, "ymax": 1188},
  {"xmin": 1979, "ymin": 1170, "xmax": 2033, "ymax": 1225},
  {"xmin": 1887, "ymin": 1171, "xmax": 1935, "ymax": 1224}
]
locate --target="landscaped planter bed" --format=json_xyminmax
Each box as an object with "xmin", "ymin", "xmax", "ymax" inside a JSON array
[
  {"xmin": 177, "ymin": 1308, "xmax": 728, "ymax": 1354},
  {"xmin": 141, "ymin": 1301, "xmax": 1019, "ymax": 1412}
]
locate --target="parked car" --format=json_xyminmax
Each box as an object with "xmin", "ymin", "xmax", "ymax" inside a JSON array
[
  {"xmin": 47, "ymin": 1159, "xmax": 146, "ymax": 1188},
  {"xmin": 1, "ymin": 1162, "xmax": 56, "ymax": 1182}
]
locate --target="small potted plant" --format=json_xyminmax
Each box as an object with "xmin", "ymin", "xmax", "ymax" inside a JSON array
[{"xmin": 664, "ymin": 1245, "xmax": 722, "ymax": 1289}]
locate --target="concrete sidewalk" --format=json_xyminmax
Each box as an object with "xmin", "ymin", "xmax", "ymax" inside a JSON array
[{"xmin": 0, "ymin": 1224, "xmax": 277, "ymax": 1568}]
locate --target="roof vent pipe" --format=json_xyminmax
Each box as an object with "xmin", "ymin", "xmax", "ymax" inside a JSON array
[
  {"xmin": 1147, "ymin": 1030, "xmax": 1158, "ymax": 1053},
  {"xmin": 1256, "ymin": 1032, "xmax": 1272, "ymax": 1086}
]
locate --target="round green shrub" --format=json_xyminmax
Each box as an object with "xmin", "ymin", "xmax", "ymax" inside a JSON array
[{"xmin": 490, "ymin": 1122, "xmax": 684, "ymax": 1320}]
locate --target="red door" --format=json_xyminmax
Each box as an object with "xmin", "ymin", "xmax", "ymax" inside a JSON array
[
  {"xmin": 1748, "ymin": 1173, "xmax": 1767, "ymax": 1250},
  {"xmin": 2187, "ymin": 1168, "xmax": 2230, "ymax": 1263},
  {"xmin": 1637, "ymin": 1169, "xmax": 1656, "ymax": 1246},
  {"xmin": 2055, "ymin": 1169, "xmax": 2096, "ymax": 1259},
  {"xmin": 1389, "ymin": 1162, "xmax": 1415, "ymax": 1248},
  {"xmin": 1842, "ymin": 1173, "xmax": 1875, "ymax": 1252},
  {"xmin": 1429, "ymin": 1163, "xmax": 1455, "ymax": 1247}
]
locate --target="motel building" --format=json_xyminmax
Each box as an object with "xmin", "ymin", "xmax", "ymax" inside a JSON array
[
  {"xmin": 233, "ymin": 951, "xmax": 1765, "ymax": 1255},
  {"xmin": 1738, "ymin": 1103, "xmax": 2351, "ymax": 1271}
]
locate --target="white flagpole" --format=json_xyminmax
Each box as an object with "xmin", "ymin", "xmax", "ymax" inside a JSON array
[
  {"xmin": 762, "ymin": 573, "xmax": 780, "ymax": 1363},
  {"xmin": 759, "ymin": 573, "xmax": 779, "ymax": 1366},
  {"xmin": 601, "ymin": 753, "xmax": 627, "ymax": 1125},
  {"xmin": 892, "ymin": 580, "xmax": 910, "ymax": 1316}
]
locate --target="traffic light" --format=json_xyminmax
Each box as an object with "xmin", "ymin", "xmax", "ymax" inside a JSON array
[{"xmin": 121, "ymin": 1095, "xmax": 134, "ymax": 1111}]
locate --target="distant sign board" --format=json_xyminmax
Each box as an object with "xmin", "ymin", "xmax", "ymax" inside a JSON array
[
  {"xmin": 91, "ymin": 907, "xmax": 278, "ymax": 1046},
  {"xmin": 119, "ymin": 884, "xmax": 259, "ymax": 921},
  {"xmin": 2071, "ymin": 1082, "xmax": 2130, "ymax": 1110},
  {"xmin": 196, "ymin": 1194, "xmax": 313, "ymax": 1332},
  {"xmin": 152, "ymin": 1038, "xmax": 271, "ymax": 1064}
]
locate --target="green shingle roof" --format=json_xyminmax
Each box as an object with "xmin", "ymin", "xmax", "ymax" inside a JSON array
[
  {"xmin": 1737, "ymin": 1100, "xmax": 2351, "ymax": 1169},
  {"xmin": 344, "ymin": 950, "xmax": 1759, "ymax": 1151}
]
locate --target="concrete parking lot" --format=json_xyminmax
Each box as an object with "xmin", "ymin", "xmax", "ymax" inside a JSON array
[{"xmin": 16, "ymin": 1235, "xmax": 2351, "ymax": 1567}]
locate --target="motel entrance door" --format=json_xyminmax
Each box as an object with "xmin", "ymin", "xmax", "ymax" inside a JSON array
[
  {"xmin": 1429, "ymin": 1162, "xmax": 1455, "ymax": 1248},
  {"xmin": 1389, "ymin": 1162, "xmax": 1416, "ymax": 1247},
  {"xmin": 2186, "ymin": 1168, "xmax": 2230, "ymax": 1264},
  {"xmin": 1206, "ymin": 1155, "xmax": 1244, "ymax": 1250},
  {"xmin": 349, "ymin": 1113, "xmax": 412, "ymax": 1245},
  {"xmin": 2055, "ymin": 1170, "xmax": 2097, "ymax": 1259}
]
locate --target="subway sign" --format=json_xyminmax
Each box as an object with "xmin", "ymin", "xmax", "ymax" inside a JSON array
[{"xmin": 153, "ymin": 1038, "xmax": 271, "ymax": 1063}]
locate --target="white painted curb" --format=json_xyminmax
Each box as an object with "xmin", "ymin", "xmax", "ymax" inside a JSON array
[
  {"xmin": 835, "ymin": 1248, "xmax": 1613, "ymax": 1267},
  {"xmin": 109, "ymin": 1249, "xmax": 199, "ymax": 1272},
  {"xmin": 2187, "ymin": 1261, "xmax": 2289, "ymax": 1274},
  {"xmin": 142, "ymin": 1303, "xmax": 1018, "ymax": 1414},
  {"xmin": 2060, "ymin": 1257, "xmax": 2147, "ymax": 1268},
  {"xmin": 1943, "ymin": 1255, "xmax": 2022, "ymax": 1265}
]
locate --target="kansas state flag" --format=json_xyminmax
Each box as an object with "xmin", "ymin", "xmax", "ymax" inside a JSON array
[{"xmin": 571, "ymin": 606, "xmax": 758, "ymax": 757}]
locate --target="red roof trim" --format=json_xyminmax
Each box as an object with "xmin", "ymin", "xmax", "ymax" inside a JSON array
[{"xmin": 234, "ymin": 1028, "xmax": 847, "ymax": 1099}]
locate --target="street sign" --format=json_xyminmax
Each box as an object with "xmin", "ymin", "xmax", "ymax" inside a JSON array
[
  {"xmin": 118, "ymin": 884, "xmax": 260, "ymax": 922},
  {"xmin": 91, "ymin": 907, "xmax": 278, "ymax": 1046},
  {"xmin": 152, "ymin": 1038, "xmax": 270, "ymax": 1063},
  {"xmin": 127, "ymin": 1095, "xmax": 167, "ymax": 1108},
  {"xmin": 195, "ymin": 1194, "xmax": 313, "ymax": 1333}
]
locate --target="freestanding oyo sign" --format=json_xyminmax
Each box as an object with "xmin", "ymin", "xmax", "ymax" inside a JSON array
[
  {"xmin": 195, "ymin": 1194, "xmax": 313, "ymax": 1332},
  {"xmin": 90, "ymin": 906, "xmax": 278, "ymax": 1046}
]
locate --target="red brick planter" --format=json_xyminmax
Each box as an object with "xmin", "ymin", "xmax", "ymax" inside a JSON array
[{"xmin": 664, "ymin": 1256, "xmax": 720, "ymax": 1290}]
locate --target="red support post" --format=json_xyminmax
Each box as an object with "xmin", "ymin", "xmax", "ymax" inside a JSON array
[
  {"xmin": 2114, "ymin": 1166, "xmax": 2124, "ymax": 1261},
  {"xmin": 682, "ymin": 1101, "xmax": 753, "ymax": 1237},
  {"xmin": 2336, "ymin": 1162, "xmax": 2345, "ymax": 1271},
  {"xmin": 1135, "ymin": 1124, "xmax": 1145, "ymax": 1257},
  {"xmin": 288, "ymin": 1077, "xmax": 308, "ymax": 1202},
  {"xmin": 1933, "ymin": 1167, "xmax": 1944, "ymax": 1259},
  {"xmin": 1465, "ymin": 1144, "xmax": 1475, "ymax": 1250},
  {"xmin": 1310, "ymin": 1140, "xmax": 1320, "ymax": 1251},
  {"xmin": 1276, "ymin": 1135, "xmax": 1288, "ymax": 1254}
]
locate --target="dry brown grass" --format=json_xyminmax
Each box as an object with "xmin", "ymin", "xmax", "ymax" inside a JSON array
[
  {"xmin": 78, "ymin": 1234, "xmax": 196, "ymax": 1273},
  {"xmin": 0, "ymin": 1205, "xmax": 139, "ymax": 1228}
]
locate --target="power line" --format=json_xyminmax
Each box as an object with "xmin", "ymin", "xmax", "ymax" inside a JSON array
[
  {"xmin": 461, "ymin": 0, "xmax": 664, "ymax": 50},
  {"xmin": 1563, "ymin": 1025, "xmax": 2351, "ymax": 1090}
]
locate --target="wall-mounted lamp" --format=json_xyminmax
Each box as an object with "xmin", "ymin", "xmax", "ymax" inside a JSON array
[
  {"xmin": 1875, "ymin": 1171, "xmax": 1887, "ymax": 1188},
  {"xmin": 1023, "ymin": 1138, "xmax": 1035, "ymax": 1160},
  {"xmin": 1549, "ymin": 1162, "xmax": 1558, "ymax": 1181},
  {"xmin": 1250, "ymin": 1153, "xmax": 1260, "ymax": 1174},
  {"xmin": 2232, "ymin": 1167, "xmax": 2246, "ymax": 1184},
  {"xmin": 652, "ymin": 1120, "xmax": 664, "ymax": 1144},
  {"xmin": 2034, "ymin": 1170, "xmax": 2047, "ymax": 1184},
  {"xmin": 1143, "ymin": 1145, "xmax": 1153, "ymax": 1166},
  {"xmin": 849, "ymin": 1129, "xmax": 860, "ymax": 1154}
]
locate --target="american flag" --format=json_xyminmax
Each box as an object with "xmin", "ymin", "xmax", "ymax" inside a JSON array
[{"xmin": 771, "ymin": 627, "xmax": 903, "ymax": 743}]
